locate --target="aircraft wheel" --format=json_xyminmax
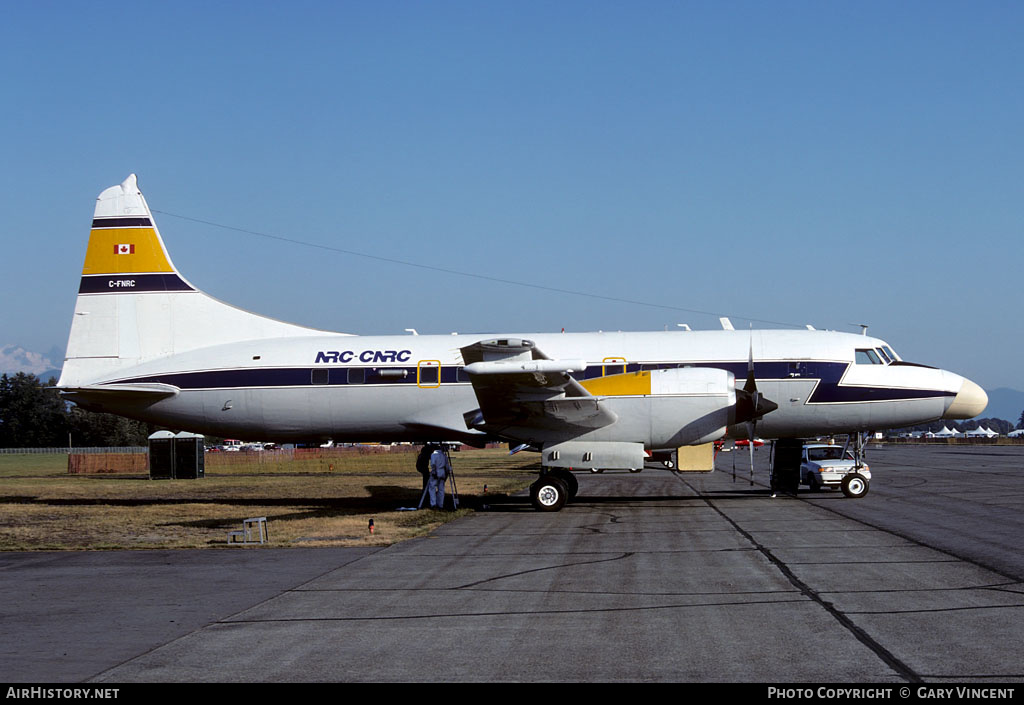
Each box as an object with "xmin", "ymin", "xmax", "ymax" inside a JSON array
[
  {"xmin": 530, "ymin": 476, "xmax": 568, "ymax": 512},
  {"xmin": 629, "ymin": 468, "xmax": 642, "ymax": 473},
  {"xmin": 841, "ymin": 473, "xmax": 869, "ymax": 499},
  {"xmin": 662, "ymin": 460, "xmax": 675, "ymax": 469},
  {"xmin": 550, "ymin": 469, "xmax": 578, "ymax": 499},
  {"xmin": 590, "ymin": 468, "xmax": 604, "ymax": 474}
]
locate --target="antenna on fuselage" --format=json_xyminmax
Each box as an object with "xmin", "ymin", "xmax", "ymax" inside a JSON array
[{"xmin": 851, "ymin": 323, "xmax": 869, "ymax": 336}]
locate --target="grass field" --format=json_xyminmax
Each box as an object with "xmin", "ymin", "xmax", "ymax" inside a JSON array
[{"xmin": 0, "ymin": 448, "xmax": 538, "ymax": 550}]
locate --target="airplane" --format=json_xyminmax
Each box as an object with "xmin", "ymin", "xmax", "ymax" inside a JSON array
[{"xmin": 57, "ymin": 175, "xmax": 988, "ymax": 511}]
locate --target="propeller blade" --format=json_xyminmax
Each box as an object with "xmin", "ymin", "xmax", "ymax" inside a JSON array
[
  {"xmin": 747, "ymin": 420, "xmax": 755, "ymax": 485},
  {"xmin": 744, "ymin": 334, "xmax": 757, "ymax": 394},
  {"xmin": 734, "ymin": 330, "xmax": 779, "ymax": 425}
]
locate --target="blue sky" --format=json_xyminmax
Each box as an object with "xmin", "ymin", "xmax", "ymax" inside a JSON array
[{"xmin": 1, "ymin": 1, "xmax": 1021, "ymax": 391}]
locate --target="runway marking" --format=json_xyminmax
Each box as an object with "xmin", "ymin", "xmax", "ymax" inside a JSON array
[
  {"xmin": 452, "ymin": 551, "xmax": 635, "ymax": 589},
  {"xmin": 844, "ymin": 603, "xmax": 1024, "ymax": 615},
  {"xmin": 219, "ymin": 597, "xmax": 812, "ymax": 624},
  {"xmin": 294, "ymin": 585, "xmax": 803, "ymax": 598},
  {"xmin": 785, "ymin": 559, "xmax": 960, "ymax": 565}
]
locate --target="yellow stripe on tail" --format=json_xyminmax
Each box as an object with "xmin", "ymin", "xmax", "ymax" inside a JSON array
[{"xmin": 82, "ymin": 228, "xmax": 174, "ymax": 275}]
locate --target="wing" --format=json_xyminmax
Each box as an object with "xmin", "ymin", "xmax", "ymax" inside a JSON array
[{"xmin": 460, "ymin": 338, "xmax": 617, "ymax": 444}]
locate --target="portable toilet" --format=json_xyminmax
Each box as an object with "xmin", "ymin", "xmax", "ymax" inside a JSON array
[
  {"xmin": 174, "ymin": 431, "xmax": 206, "ymax": 479},
  {"xmin": 148, "ymin": 431, "xmax": 176, "ymax": 479}
]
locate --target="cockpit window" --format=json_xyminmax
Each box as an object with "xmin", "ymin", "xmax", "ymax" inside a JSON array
[
  {"xmin": 855, "ymin": 349, "xmax": 882, "ymax": 365},
  {"xmin": 876, "ymin": 347, "xmax": 892, "ymax": 363},
  {"xmin": 882, "ymin": 345, "xmax": 899, "ymax": 361}
]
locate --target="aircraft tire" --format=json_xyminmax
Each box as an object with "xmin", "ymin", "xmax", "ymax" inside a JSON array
[
  {"xmin": 590, "ymin": 468, "xmax": 604, "ymax": 474},
  {"xmin": 530, "ymin": 476, "xmax": 569, "ymax": 512},
  {"xmin": 629, "ymin": 468, "xmax": 642, "ymax": 473},
  {"xmin": 549, "ymin": 469, "xmax": 578, "ymax": 499},
  {"xmin": 841, "ymin": 473, "xmax": 869, "ymax": 499}
]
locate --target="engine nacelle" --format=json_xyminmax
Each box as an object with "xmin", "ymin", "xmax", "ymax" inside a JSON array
[
  {"xmin": 646, "ymin": 367, "xmax": 736, "ymax": 447},
  {"xmin": 569, "ymin": 367, "xmax": 737, "ymax": 449}
]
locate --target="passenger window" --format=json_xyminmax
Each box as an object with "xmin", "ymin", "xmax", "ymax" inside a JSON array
[
  {"xmin": 311, "ymin": 369, "xmax": 329, "ymax": 385},
  {"xmin": 347, "ymin": 368, "xmax": 365, "ymax": 384},
  {"xmin": 456, "ymin": 367, "xmax": 470, "ymax": 383}
]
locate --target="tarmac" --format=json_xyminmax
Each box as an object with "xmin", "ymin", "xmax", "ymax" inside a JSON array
[{"xmin": 2, "ymin": 444, "xmax": 1023, "ymax": 683}]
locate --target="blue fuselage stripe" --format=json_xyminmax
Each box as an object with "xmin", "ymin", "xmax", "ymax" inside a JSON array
[{"xmin": 102, "ymin": 360, "xmax": 955, "ymax": 403}]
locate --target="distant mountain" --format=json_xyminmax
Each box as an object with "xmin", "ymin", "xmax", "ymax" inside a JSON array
[
  {"xmin": 1, "ymin": 345, "xmax": 52, "ymax": 375},
  {"xmin": 984, "ymin": 388, "xmax": 1024, "ymax": 426},
  {"xmin": 0, "ymin": 344, "xmax": 63, "ymax": 382}
]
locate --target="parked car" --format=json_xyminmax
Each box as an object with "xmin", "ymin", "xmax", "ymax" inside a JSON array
[{"xmin": 800, "ymin": 444, "xmax": 871, "ymax": 498}]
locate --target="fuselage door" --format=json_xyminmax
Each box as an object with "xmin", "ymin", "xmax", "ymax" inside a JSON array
[{"xmin": 602, "ymin": 357, "xmax": 627, "ymax": 377}]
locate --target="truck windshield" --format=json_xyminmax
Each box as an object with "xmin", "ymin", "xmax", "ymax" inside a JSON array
[{"xmin": 807, "ymin": 447, "xmax": 847, "ymax": 461}]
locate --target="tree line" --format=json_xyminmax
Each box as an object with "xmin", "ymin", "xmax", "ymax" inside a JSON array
[{"xmin": 0, "ymin": 373, "xmax": 156, "ymax": 447}]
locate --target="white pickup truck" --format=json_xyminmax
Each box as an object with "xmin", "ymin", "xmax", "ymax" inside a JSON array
[{"xmin": 800, "ymin": 444, "xmax": 871, "ymax": 498}]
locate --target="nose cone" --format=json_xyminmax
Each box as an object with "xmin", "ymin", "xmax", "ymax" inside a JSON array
[{"xmin": 943, "ymin": 379, "xmax": 988, "ymax": 420}]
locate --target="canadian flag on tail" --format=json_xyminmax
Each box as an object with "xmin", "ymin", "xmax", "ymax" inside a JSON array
[{"xmin": 114, "ymin": 244, "xmax": 135, "ymax": 255}]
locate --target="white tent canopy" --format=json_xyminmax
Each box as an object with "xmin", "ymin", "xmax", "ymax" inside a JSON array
[{"xmin": 965, "ymin": 426, "xmax": 998, "ymax": 437}]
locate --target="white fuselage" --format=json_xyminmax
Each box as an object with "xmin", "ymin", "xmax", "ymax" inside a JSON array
[{"xmin": 67, "ymin": 329, "xmax": 971, "ymax": 447}]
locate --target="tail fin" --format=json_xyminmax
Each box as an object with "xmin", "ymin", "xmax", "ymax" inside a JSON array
[{"xmin": 59, "ymin": 175, "xmax": 344, "ymax": 387}]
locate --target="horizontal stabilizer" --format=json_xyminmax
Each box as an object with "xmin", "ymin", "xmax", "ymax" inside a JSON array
[{"xmin": 60, "ymin": 382, "xmax": 180, "ymax": 399}]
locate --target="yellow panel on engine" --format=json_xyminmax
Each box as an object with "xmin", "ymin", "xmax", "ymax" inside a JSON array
[{"xmin": 580, "ymin": 370, "xmax": 651, "ymax": 397}]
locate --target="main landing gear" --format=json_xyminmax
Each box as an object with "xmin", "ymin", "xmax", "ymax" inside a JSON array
[{"xmin": 530, "ymin": 469, "xmax": 578, "ymax": 512}]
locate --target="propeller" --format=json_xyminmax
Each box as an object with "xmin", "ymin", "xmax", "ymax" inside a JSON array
[{"xmin": 733, "ymin": 332, "xmax": 778, "ymax": 484}]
